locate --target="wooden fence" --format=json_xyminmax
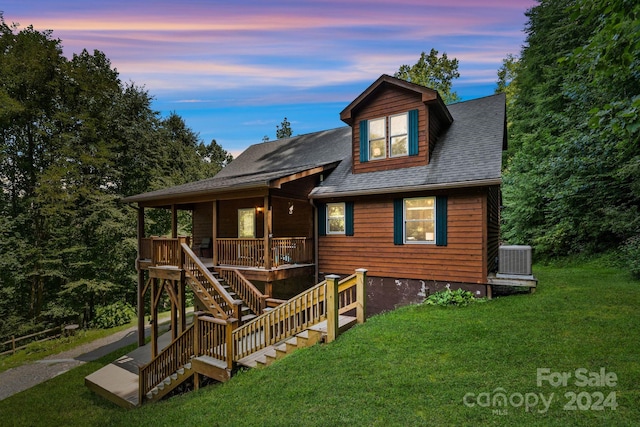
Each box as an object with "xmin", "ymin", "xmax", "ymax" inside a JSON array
[{"xmin": 0, "ymin": 326, "xmax": 64, "ymax": 356}]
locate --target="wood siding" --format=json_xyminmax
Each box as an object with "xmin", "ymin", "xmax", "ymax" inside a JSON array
[
  {"xmin": 192, "ymin": 202, "xmax": 213, "ymax": 249},
  {"xmin": 318, "ymin": 190, "xmax": 489, "ymax": 284},
  {"xmin": 217, "ymin": 198, "xmax": 265, "ymax": 238},
  {"xmin": 486, "ymin": 185, "xmax": 501, "ymax": 274},
  {"xmin": 352, "ymin": 87, "xmax": 429, "ymax": 174}
]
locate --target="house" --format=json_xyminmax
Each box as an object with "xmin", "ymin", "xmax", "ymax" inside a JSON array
[{"xmin": 86, "ymin": 75, "xmax": 513, "ymax": 407}]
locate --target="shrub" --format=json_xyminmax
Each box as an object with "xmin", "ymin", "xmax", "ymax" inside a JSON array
[
  {"xmin": 620, "ymin": 236, "xmax": 640, "ymax": 279},
  {"xmin": 91, "ymin": 301, "xmax": 136, "ymax": 329},
  {"xmin": 424, "ymin": 287, "xmax": 486, "ymax": 307}
]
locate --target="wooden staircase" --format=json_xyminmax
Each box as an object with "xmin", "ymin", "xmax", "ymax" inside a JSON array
[
  {"xmin": 86, "ymin": 244, "xmax": 368, "ymax": 408},
  {"xmin": 144, "ymin": 362, "xmax": 194, "ymax": 402}
]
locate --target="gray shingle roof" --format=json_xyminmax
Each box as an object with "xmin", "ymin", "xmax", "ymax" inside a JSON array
[
  {"xmin": 122, "ymin": 93, "xmax": 504, "ymax": 204},
  {"xmin": 121, "ymin": 127, "xmax": 351, "ymax": 204},
  {"xmin": 310, "ymin": 93, "xmax": 506, "ymax": 198}
]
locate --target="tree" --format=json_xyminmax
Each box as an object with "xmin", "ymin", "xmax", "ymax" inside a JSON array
[
  {"xmin": 0, "ymin": 16, "xmax": 233, "ymax": 335},
  {"xmin": 395, "ymin": 49, "xmax": 460, "ymax": 104},
  {"xmin": 276, "ymin": 117, "xmax": 292, "ymax": 139},
  {"xmin": 501, "ymin": 0, "xmax": 640, "ymax": 259}
]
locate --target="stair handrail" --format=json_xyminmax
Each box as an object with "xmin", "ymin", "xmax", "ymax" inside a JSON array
[
  {"xmin": 216, "ymin": 268, "xmax": 267, "ymax": 315},
  {"xmin": 181, "ymin": 243, "xmax": 242, "ymax": 320},
  {"xmin": 232, "ymin": 272, "xmax": 360, "ymax": 360},
  {"xmin": 138, "ymin": 323, "xmax": 195, "ymax": 403}
]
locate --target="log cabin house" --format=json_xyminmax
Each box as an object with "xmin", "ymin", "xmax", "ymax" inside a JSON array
[{"xmin": 86, "ymin": 75, "xmax": 525, "ymax": 407}]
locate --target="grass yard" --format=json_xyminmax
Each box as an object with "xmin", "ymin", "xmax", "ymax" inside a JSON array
[{"xmin": 1, "ymin": 257, "xmax": 638, "ymax": 426}]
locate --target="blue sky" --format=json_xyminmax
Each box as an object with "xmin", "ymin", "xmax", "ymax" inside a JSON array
[{"xmin": 2, "ymin": 0, "xmax": 536, "ymax": 156}]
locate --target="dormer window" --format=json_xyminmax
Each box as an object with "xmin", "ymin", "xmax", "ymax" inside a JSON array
[
  {"xmin": 390, "ymin": 113, "xmax": 408, "ymax": 157},
  {"xmin": 360, "ymin": 109, "xmax": 419, "ymax": 163},
  {"xmin": 368, "ymin": 118, "xmax": 386, "ymax": 160}
]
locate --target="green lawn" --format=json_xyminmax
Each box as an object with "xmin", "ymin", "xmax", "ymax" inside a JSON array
[{"xmin": 1, "ymin": 258, "xmax": 638, "ymax": 426}]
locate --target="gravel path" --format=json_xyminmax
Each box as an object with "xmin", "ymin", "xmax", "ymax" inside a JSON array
[{"xmin": 0, "ymin": 325, "xmax": 153, "ymax": 401}]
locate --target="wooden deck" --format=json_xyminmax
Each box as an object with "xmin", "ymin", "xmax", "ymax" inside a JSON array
[{"xmin": 85, "ymin": 331, "xmax": 174, "ymax": 408}]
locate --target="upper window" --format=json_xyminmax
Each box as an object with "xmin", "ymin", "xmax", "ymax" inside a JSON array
[
  {"xmin": 390, "ymin": 113, "xmax": 408, "ymax": 157},
  {"xmin": 368, "ymin": 118, "xmax": 386, "ymax": 160},
  {"xmin": 326, "ymin": 203, "xmax": 346, "ymax": 234},
  {"xmin": 360, "ymin": 110, "xmax": 417, "ymax": 163},
  {"xmin": 404, "ymin": 197, "xmax": 435, "ymax": 243}
]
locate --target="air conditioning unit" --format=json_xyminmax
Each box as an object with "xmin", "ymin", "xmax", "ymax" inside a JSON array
[{"xmin": 498, "ymin": 245, "xmax": 532, "ymax": 276}]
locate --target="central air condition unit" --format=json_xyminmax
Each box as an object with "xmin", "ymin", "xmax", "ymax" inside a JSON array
[{"xmin": 498, "ymin": 245, "xmax": 532, "ymax": 276}]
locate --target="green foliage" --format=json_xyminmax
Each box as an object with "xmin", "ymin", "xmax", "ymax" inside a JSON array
[
  {"xmin": 620, "ymin": 236, "xmax": 640, "ymax": 279},
  {"xmin": 395, "ymin": 48, "xmax": 460, "ymax": 104},
  {"xmin": 424, "ymin": 287, "xmax": 486, "ymax": 307},
  {"xmin": 0, "ymin": 16, "xmax": 232, "ymax": 330},
  {"xmin": 276, "ymin": 116, "xmax": 292, "ymax": 139},
  {"xmin": 501, "ymin": 0, "xmax": 640, "ymax": 264},
  {"xmin": 91, "ymin": 301, "xmax": 136, "ymax": 329}
]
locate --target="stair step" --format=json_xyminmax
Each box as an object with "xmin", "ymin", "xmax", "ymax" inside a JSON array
[{"xmin": 242, "ymin": 314, "xmax": 257, "ymax": 323}]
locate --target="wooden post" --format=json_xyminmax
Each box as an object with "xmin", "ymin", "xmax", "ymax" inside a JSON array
[
  {"xmin": 193, "ymin": 313, "xmax": 200, "ymax": 356},
  {"xmin": 325, "ymin": 275, "xmax": 340, "ymax": 343},
  {"xmin": 171, "ymin": 204, "xmax": 178, "ymax": 238},
  {"xmin": 150, "ymin": 278, "xmax": 158, "ymax": 358},
  {"xmin": 179, "ymin": 272, "xmax": 186, "ymax": 333},
  {"xmin": 193, "ymin": 314, "xmax": 200, "ymax": 391},
  {"xmin": 226, "ymin": 319, "xmax": 237, "ymax": 370},
  {"xmin": 137, "ymin": 207, "xmax": 146, "ymax": 347},
  {"xmin": 212, "ymin": 200, "xmax": 218, "ymax": 266},
  {"xmin": 355, "ymin": 268, "xmax": 367, "ymax": 324},
  {"xmin": 171, "ymin": 280, "xmax": 178, "ymax": 341},
  {"xmin": 263, "ymin": 195, "xmax": 271, "ymax": 270}
]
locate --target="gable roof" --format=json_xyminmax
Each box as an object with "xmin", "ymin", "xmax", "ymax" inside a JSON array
[
  {"xmin": 121, "ymin": 127, "xmax": 351, "ymax": 204},
  {"xmin": 310, "ymin": 92, "xmax": 506, "ymax": 199},
  {"xmin": 340, "ymin": 74, "xmax": 453, "ymax": 126},
  {"xmin": 121, "ymin": 89, "xmax": 505, "ymax": 205}
]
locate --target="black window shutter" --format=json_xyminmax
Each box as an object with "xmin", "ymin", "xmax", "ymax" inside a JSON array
[
  {"xmin": 435, "ymin": 195, "xmax": 448, "ymax": 246},
  {"xmin": 345, "ymin": 202, "xmax": 354, "ymax": 236},
  {"xmin": 359, "ymin": 120, "xmax": 369, "ymax": 163},
  {"xmin": 393, "ymin": 198, "xmax": 404, "ymax": 245},
  {"xmin": 317, "ymin": 203, "xmax": 326, "ymax": 236},
  {"xmin": 408, "ymin": 109, "xmax": 419, "ymax": 156}
]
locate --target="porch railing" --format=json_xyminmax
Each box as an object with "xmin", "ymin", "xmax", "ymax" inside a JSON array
[
  {"xmin": 142, "ymin": 236, "xmax": 190, "ymax": 266},
  {"xmin": 216, "ymin": 237, "xmax": 312, "ymax": 268},
  {"xmin": 216, "ymin": 268, "xmax": 268, "ymax": 315},
  {"xmin": 139, "ymin": 322, "xmax": 195, "ymax": 403},
  {"xmin": 182, "ymin": 243, "xmax": 241, "ymax": 320},
  {"xmin": 232, "ymin": 269, "xmax": 367, "ymax": 360}
]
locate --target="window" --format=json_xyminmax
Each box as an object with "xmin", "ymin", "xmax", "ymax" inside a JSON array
[
  {"xmin": 368, "ymin": 118, "xmax": 386, "ymax": 160},
  {"xmin": 404, "ymin": 197, "xmax": 435, "ymax": 243},
  {"xmin": 390, "ymin": 113, "xmax": 408, "ymax": 157},
  {"xmin": 238, "ymin": 208, "xmax": 255, "ymax": 238},
  {"xmin": 360, "ymin": 110, "xmax": 418, "ymax": 162},
  {"xmin": 326, "ymin": 203, "xmax": 345, "ymax": 234}
]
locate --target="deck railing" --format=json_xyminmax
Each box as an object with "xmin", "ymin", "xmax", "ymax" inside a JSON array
[
  {"xmin": 232, "ymin": 269, "xmax": 367, "ymax": 360},
  {"xmin": 195, "ymin": 315, "xmax": 235, "ymax": 370},
  {"xmin": 182, "ymin": 243, "xmax": 241, "ymax": 320},
  {"xmin": 216, "ymin": 237, "xmax": 312, "ymax": 268},
  {"xmin": 216, "ymin": 268, "xmax": 268, "ymax": 315},
  {"xmin": 150, "ymin": 237, "xmax": 190, "ymax": 267},
  {"xmin": 139, "ymin": 323, "xmax": 195, "ymax": 403}
]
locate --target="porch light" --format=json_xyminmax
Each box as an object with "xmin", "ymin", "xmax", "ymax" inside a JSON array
[{"xmin": 256, "ymin": 206, "xmax": 264, "ymax": 213}]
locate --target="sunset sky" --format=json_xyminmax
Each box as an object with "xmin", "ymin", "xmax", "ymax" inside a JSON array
[{"xmin": 2, "ymin": 0, "xmax": 536, "ymax": 156}]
